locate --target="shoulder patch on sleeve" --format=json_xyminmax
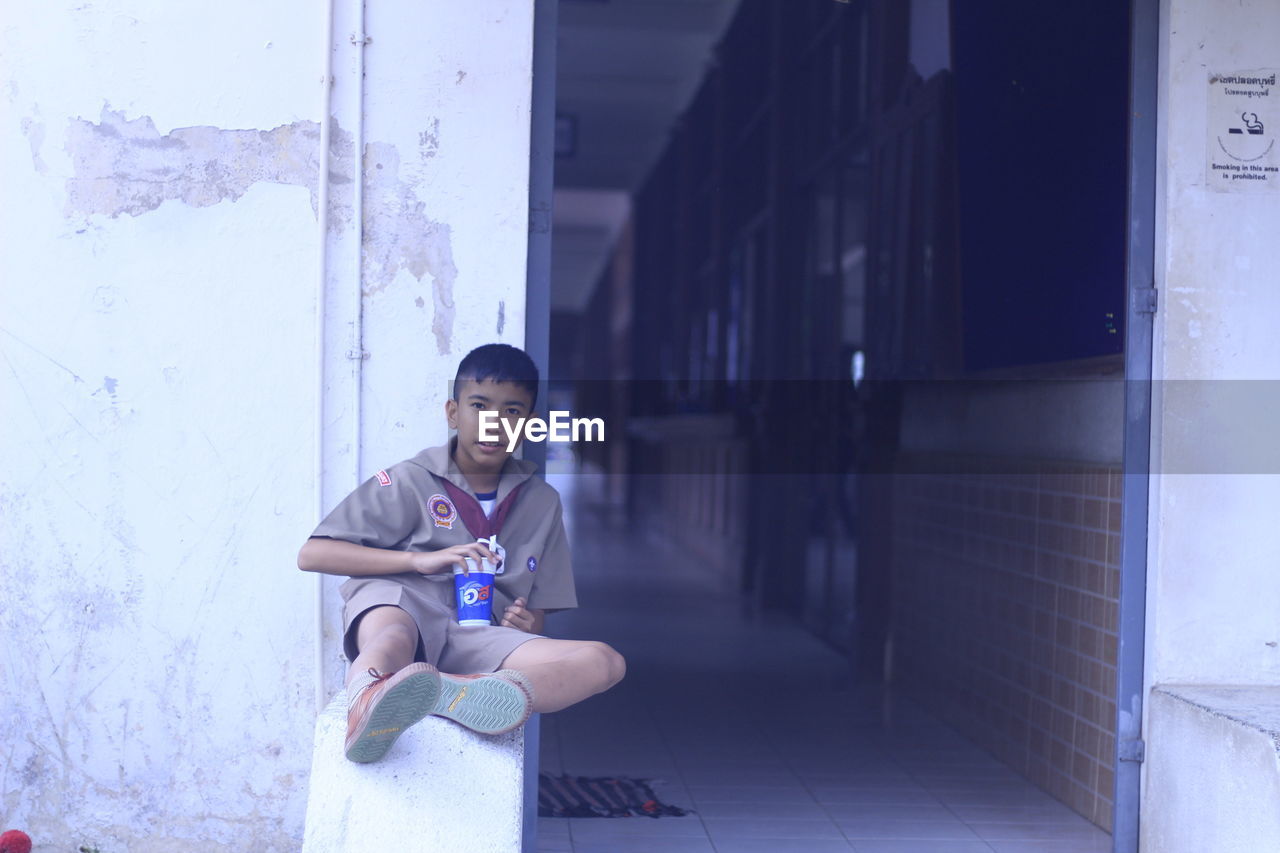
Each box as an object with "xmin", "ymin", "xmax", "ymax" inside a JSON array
[{"xmin": 376, "ymin": 470, "xmax": 392, "ymax": 487}]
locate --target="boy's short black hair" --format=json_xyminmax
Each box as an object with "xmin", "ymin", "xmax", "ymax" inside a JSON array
[{"xmin": 453, "ymin": 343, "xmax": 539, "ymax": 408}]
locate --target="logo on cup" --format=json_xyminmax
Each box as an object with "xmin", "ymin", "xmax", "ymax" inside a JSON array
[{"xmin": 460, "ymin": 582, "xmax": 492, "ymax": 607}]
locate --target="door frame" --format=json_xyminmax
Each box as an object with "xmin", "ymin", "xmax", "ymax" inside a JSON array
[{"xmin": 1112, "ymin": 0, "xmax": 1159, "ymax": 848}]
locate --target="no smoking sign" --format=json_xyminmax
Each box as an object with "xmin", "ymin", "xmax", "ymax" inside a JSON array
[{"xmin": 1208, "ymin": 68, "xmax": 1279, "ymax": 192}]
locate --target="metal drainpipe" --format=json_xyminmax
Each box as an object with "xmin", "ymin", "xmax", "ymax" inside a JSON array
[
  {"xmin": 523, "ymin": 0, "xmax": 556, "ymax": 475},
  {"xmin": 350, "ymin": 1, "xmax": 367, "ymax": 512},
  {"xmin": 1113, "ymin": 0, "xmax": 1159, "ymax": 848},
  {"xmin": 313, "ymin": 0, "xmax": 366, "ymax": 713},
  {"xmin": 314, "ymin": 0, "xmax": 336, "ymax": 714},
  {"xmin": 523, "ymin": 2, "xmax": 559, "ymax": 850}
]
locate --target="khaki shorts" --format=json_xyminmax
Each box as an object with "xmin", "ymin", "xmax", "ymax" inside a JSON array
[{"xmin": 339, "ymin": 576, "xmax": 542, "ymax": 673}]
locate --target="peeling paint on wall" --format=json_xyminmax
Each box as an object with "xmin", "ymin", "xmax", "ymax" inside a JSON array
[
  {"xmin": 418, "ymin": 119, "xmax": 440, "ymax": 160},
  {"xmin": 21, "ymin": 106, "xmax": 47, "ymax": 173},
  {"xmin": 63, "ymin": 106, "xmax": 359, "ymax": 229},
  {"xmin": 497, "ymin": 300, "xmax": 505, "ymax": 335},
  {"xmin": 65, "ymin": 107, "xmax": 323, "ymax": 218},
  {"xmin": 362, "ymin": 141, "xmax": 457, "ymax": 355},
  {"xmin": 61, "ymin": 107, "xmax": 460, "ymax": 353}
]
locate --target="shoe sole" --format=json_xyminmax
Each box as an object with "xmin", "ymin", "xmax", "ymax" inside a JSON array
[
  {"xmin": 494, "ymin": 669, "xmax": 535, "ymax": 707},
  {"xmin": 429, "ymin": 673, "xmax": 531, "ymax": 735},
  {"xmin": 345, "ymin": 665, "xmax": 440, "ymax": 763}
]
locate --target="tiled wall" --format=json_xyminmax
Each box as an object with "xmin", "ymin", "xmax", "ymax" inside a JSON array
[{"xmin": 891, "ymin": 454, "xmax": 1122, "ymax": 830}]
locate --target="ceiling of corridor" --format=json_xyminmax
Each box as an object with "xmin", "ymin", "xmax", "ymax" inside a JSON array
[{"xmin": 551, "ymin": 0, "xmax": 741, "ymax": 312}]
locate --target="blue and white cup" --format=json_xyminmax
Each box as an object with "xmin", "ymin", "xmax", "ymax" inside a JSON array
[{"xmin": 453, "ymin": 555, "xmax": 496, "ymax": 626}]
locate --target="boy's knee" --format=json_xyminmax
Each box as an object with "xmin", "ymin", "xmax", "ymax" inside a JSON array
[
  {"xmin": 606, "ymin": 647, "xmax": 626, "ymax": 686},
  {"xmin": 587, "ymin": 641, "xmax": 626, "ymax": 687},
  {"xmin": 367, "ymin": 620, "xmax": 418, "ymax": 657}
]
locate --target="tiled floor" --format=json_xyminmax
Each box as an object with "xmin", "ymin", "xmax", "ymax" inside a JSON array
[{"xmin": 533, "ymin": 471, "xmax": 1114, "ymax": 853}]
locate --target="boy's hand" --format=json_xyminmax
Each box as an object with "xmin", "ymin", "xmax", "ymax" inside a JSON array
[
  {"xmin": 411, "ymin": 543, "xmax": 498, "ymax": 576},
  {"xmin": 500, "ymin": 597, "xmax": 539, "ymax": 632}
]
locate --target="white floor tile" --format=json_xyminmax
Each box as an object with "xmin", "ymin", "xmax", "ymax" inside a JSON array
[
  {"xmin": 533, "ymin": 840, "xmax": 573, "ymax": 853},
  {"xmin": 692, "ymin": 800, "xmax": 830, "ymax": 819},
  {"xmin": 536, "ymin": 817, "xmax": 570, "ymax": 838},
  {"xmin": 571, "ymin": 839, "xmax": 717, "ymax": 853},
  {"xmin": 985, "ymin": 840, "xmax": 1112, "ymax": 853},
  {"xmin": 713, "ymin": 840, "xmax": 856, "ymax": 853},
  {"xmin": 850, "ymin": 841, "xmax": 995, "ymax": 853},
  {"xmin": 702, "ymin": 817, "xmax": 847, "ymax": 840},
  {"xmin": 800, "ymin": 772, "xmax": 924, "ymax": 788},
  {"xmin": 946, "ymin": 804, "xmax": 1093, "ymax": 824},
  {"xmin": 930, "ymin": 787, "xmax": 1060, "ymax": 807},
  {"xmin": 678, "ymin": 768, "xmax": 803, "ymax": 786},
  {"xmin": 685, "ymin": 784, "xmax": 818, "ymax": 805},
  {"xmin": 836, "ymin": 818, "xmax": 983, "ymax": 841},
  {"xmin": 813, "ymin": 787, "xmax": 942, "ymax": 806},
  {"xmin": 822, "ymin": 802, "xmax": 962, "ymax": 822},
  {"xmin": 967, "ymin": 822, "xmax": 1112, "ymax": 842},
  {"xmin": 568, "ymin": 816, "xmax": 709, "ymax": 842}
]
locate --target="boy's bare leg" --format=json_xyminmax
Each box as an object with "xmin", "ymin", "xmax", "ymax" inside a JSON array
[
  {"xmin": 346, "ymin": 605, "xmax": 420, "ymax": 688},
  {"xmin": 342, "ymin": 605, "xmax": 445, "ymax": 762},
  {"xmin": 497, "ymin": 638, "xmax": 626, "ymax": 713}
]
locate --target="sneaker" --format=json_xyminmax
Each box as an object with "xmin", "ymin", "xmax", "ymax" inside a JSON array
[
  {"xmin": 344, "ymin": 663, "xmax": 439, "ymax": 763},
  {"xmin": 493, "ymin": 669, "xmax": 535, "ymax": 705},
  {"xmin": 427, "ymin": 671, "xmax": 533, "ymax": 735}
]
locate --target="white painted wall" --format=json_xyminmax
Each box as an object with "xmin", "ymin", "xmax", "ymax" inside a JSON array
[
  {"xmin": 1143, "ymin": 0, "xmax": 1280, "ymax": 846},
  {"xmin": 0, "ymin": 1, "xmax": 535, "ymax": 849},
  {"xmin": 1146, "ymin": 0, "xmax": 1280, "ymax": 691}
]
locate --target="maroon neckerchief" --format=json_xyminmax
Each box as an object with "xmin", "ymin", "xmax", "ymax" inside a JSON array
[{"xmin": 438, "ymin": 477, "xmax": 526, "ymax": 541}]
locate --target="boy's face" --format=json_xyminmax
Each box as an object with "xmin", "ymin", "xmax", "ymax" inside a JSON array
[{"xmin": 446, "ymin": 377, "xmax": 535, "ymax": 471}]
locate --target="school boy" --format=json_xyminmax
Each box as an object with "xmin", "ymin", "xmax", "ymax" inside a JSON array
[{"xmin": 298, "ymin": 343, "xmax": 625, "ymax": 762}]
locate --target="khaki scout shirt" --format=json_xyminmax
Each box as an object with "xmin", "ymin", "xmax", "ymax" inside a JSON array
[{"xmin": 311, "ymin": 439, "xmax": 577, "ymax": 616}]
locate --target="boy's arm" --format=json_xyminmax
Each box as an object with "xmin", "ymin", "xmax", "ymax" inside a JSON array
[
  {"xmin": 297, "ymin": 537, "xmax": 497, "ymax": 578},
  {"xmin": 523, "ymin": 495, "xmax": 578, "ymax": 615},
  {"xmin": 299, "ymin": 466, "xmax": 495, "ymax": 578}
]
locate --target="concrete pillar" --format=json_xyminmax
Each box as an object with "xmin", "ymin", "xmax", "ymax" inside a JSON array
[
  {"xmin": 1147, "ymin": 0, "xmax": 1280, "ymax": 687},
  {"xmin": 1143, "ymin": 0, "xmax": 1280, "ymax": 847},
  {"xmin": 0, "ymin": 0, "xmax": 537, "ymax": 848},
  {"xmin": 1147, "ymin": 0, "xmax": 1280, "ymax": 698},
  {"xmin": 318, "ymin": 0, "xmax": 538, "ymax": 697}
]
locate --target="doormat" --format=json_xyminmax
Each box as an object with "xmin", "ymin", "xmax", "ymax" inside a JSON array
[{"xmin": 537, "ymin": 773, "xmax": 691, "ymax": 818}]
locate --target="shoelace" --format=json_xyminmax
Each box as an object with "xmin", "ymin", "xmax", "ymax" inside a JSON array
[{"xmin": 351, "ymin": 667, "xmax": 394, "ymax": 703}]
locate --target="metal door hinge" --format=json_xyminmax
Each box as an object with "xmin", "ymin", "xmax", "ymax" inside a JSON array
[
  {"xmin": 1132, "ymin": 286, "xmax": 1158, "ymax": 316},
  {"xmin": 1119, "ymin": 739, "xmax": 1146, "ymax": 763},
  {"xmin": 529, "ymin": 204, "xmax": 551, "ymax": 235}
]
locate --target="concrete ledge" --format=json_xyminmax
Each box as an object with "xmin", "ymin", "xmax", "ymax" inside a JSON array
[
  {"xmin": 1143, "ymin": 685, "xmax": 1280, "ymax": 853},
  {"xmin": 302, "ymin": 690, "xmax": 527, "ymax": 853}
]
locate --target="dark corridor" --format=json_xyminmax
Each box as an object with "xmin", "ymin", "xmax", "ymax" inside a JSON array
[{"xmin": 545, "ymin": 0, "xmax": 1135, "ymax": 847}]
